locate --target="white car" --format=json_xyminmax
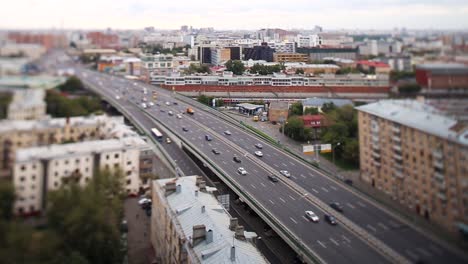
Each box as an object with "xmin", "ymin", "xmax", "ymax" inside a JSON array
[
  {"xmin": 280, "ymin": 170, "xmax": 291, "ymax": 178},
  {"xmin": 138, "ymin": 198, "xmax": 151, "ymax": 205},
  {"xmin": 166, "ymin": 137, "xmax": 172, "ymax": 144},
  {"xmin": 254, "ymin": 151, "xmax": 263, "ymax": 157},
  {"xmin": 115, "ymin": 95, "xmax": 120, "ymax": 100},
  {"xmin": 168, "ymin": 111, "xmax": 174, "ymax": 116},
  {"xmin": 141, "ymin": 103, "xmax": 147, "ymax": 108},
  {"xmin": 224, "ymin": 130, "xmax": 232, "ymax": 135},
  {"xmin": 165, "ymin": 102, "xmax": 171, "ymax": 106},
  {"xmin": 176, "ymin": 114, "xmax": 182, "ymax": 119},
  {"xmin": 149, "ymin": 102, "xmax": 154, "ymax": 106},
  {"xmin": 305, "ymin": 211, "xmax": 320, "ymax": 222},
  {"xmin": 255, "ymin": 143, "xmax": 263, "ymax": 149},
  {"xmin": 237, "ymin": 167, "xmax": 247, "ymax": 175}
]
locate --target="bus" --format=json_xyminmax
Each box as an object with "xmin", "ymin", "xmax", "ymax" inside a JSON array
[
  {"xmin": 151, "ymin": 128, "xmax": 163, "ymax": 142},
  {"xmin": 152, "ymin": 91, "xmax": 158, "ymax": 100}
]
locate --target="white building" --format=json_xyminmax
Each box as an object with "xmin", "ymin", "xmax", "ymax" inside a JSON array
[
  {"xmin": 140, "ymin": 53, "xmax": 174, "ymax": 76},
  {"xmin": 7, "ymin": 89, "xmax": 46, "ymax": 120},
  {"xmin": 13, "ymin": 136, "xmax": 148, "ymax": 215},
  {"xmin": 267, "ymin": 41, "xmax": 295, "ymax": 53},
  {"xmin": 359, "ymin": 40, "xmax": 403, "ymax": 56},
  {"xmin": 296, "ymin": 34, "xmax": 322, "ymax": 48},
  {"xmin": 151, "ymin": 176, "xmax": 268, "ymax": 263}
]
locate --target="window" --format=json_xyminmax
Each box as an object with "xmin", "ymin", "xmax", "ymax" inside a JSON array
[
  {"xmin": 32, "ymin": 164, "xmax": 36, "ymax": 169},
  {"xmin": 127, "ymin": 161, "xmax": 132, "ymax": 165},
  {"xmin": 20, "ymin": 177, "xmax": 25, "ymax": 182},
  {"xmin": 106, "ymin": 155, "xmax": 110, "ymax": 160},
  {"xmin": 31, "ymin": 185, "xmax": 35, "ymax": 190},
  {"xmin": 55, "ymin": 172, "xmax": 58, "ymax": 177},
  {"xmin": 54, "ymin": 182, "xmax": 58, "ymax": 187},
  {"xmin": 126, "ymin": 179, "xmax": 131, "ymax": 185},
  {"xmin": 114, "ymin": 163, "xmax": 119, "ymax": 168},
  {"xmin": 85, "ymin": 167, "xmax": 89, "ymax": 172},
  {"xmin": 76, "ymin": 159, "xmax": 80, "ymax": 164},
  {"xmin": 126, "ymin": 170, "xmax": 132, "ymax": 176},
  {"xmin": 65, "ymin": 160, "xmax": 69, "ymax": 165},
  {"xmin": 114, "ymin": 154, "xmax": 119, "ymax": 159},
  {"xmin": 21, "ymin": 165, "xmax": 26, "ymax": 171},
  {"xmin": 32, "ymin": 175, "xmax": 36, "ymax": 180}
]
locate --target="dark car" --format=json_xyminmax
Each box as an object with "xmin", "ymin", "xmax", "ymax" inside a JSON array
[
  {"xmin": 182, "ymin": 127, "xmax": 189, "ymax": 132},
  {"xmin": 205, "ymin": 135, "xmax": 212, "ymax": 141},
  {"xmin": 212, "ymin": 148, "xmax": 220, "ymax": 155},
  {"xmin": 268, "ymin": 175, "xmax": 279, "ymax": 182},
  {"xmin": 330, "ymin": 202, "xmax": 344, "ymax": 213},
  {"xmin": 255, "ymin": 143, "xmax": 263, "ymax": 149},
  {"xmin": 145, "ymin": 208, "xmax": 151, "ymax": 217},
  {"xmin": 324, "ymin": 214, "xmax": 337, "ymax": 225},
  {"xmin": 233, "ymin": 156, "xmax": 241, "ymax": 163},
  {"xmin": 173, "ymin": 102, "xmax": 178, "ymax": 105},
  {"xmin": 344, "ymin": 179, "xmax": 353, "ymax": 185}
]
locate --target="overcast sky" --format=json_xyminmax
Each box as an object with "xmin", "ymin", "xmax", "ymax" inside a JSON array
[{"xmin": 1, "ymin": 0, "xmax": 468, "ymax": 30}]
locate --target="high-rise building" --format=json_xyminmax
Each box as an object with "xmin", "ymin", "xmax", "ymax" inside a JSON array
[
  {"xmin": 243, "ymin": 43, "xmax": 274, "ymax": 62},
  {"xmin": 356, "ymin": 100, "xmax": 468, "ymax": 233}
]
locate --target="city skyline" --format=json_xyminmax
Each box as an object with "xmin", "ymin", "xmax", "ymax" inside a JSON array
[{"xmin": 1, "ymin": 0, "xmax": 468, "ymax": 31}]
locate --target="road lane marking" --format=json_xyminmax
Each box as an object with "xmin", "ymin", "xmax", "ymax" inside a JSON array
[
  {"xmin": 357, "ymin": 201, "xmax": 367, "ymax": 207},
  {"xmin": 291, "ymin": 175, "xmax": 298, "ymax": 179},
  {"xmin": 300, "ymin": 174, "xmax": 306, "ymax": 178},
  {"xmin": 342, "ymin": 235, "xmax": 351, "ymax": 243},
  {"xmin": 221, "ymin": 161, "xmax": 227, "ymax": 165},
  {"xmin": 281, "ymin": 163, "xmax": 288, "ymax": 167},
  {"xmin": 302, "ymin": 216, "xmax": 309, "ymax": 222},
  {"xmin": 378, "ymin": 223, "xmax": 389, "ymax": 231},
  {"xmin": 273, "ymin": 164, "xmax": 279, "ymax": 168},
  {"xmin": 321, "ymin": 187, "xmax": 329, "ymax": 192},
  {"xmin": 366, "ymin": 224, "xmax": 377, "ymax": 233},
  {"xmin": 308, "ymin": 172, "xmax": 316, "ymax": 177},
  {"xmin": 330, "ymin": 238, "xmax": 339, "ymax": 246},
  {"xmin": 279, "ymin": 197, "xmax": 286, "ymax": 203},
  {"xmin": 269, "ymin": 199, "xmax": 275, "ymax": 205},
  {"xmin": 317, "ymin": 240, "xmax": 327, "ymax": 248},
  {"xmin": 388, "ymin": 220, "xmax": 400, "ymax": 228},
  {"xmin": 253, "ymin": 169, "xmax": 259, "ymax": 173},
  {"xmin": 405, "ymin": 250, "xmax": 419, "ymax": 260},
  {"xmin": 416, "ymin": 248, "xmax": 431, "ymax": 257},
  {"xmin": 290, "ymin": 217, "xmax": 298, "ymax": 224},
  {"xmin": 330, "ymin": 185, "xmax": 338, "ymax": 191},
  {"xmin": 266, "ymin": 154, "xmax": 271, "ymax": 157},
  {"xmin": 250, "ymin": 184, "xmax": 257, "ymax": 189},
  {"xmin": 289, "ymin": 195, "xmax": 296, "ymax": 201},
  {"xmin": 289, "ymin": 161, "xmax": 295, "ymax": 166},
  {"xmin": 312, "ymin": 188, "xmax": 319, "ymax": 194},
  {"xmin": 260, "ymin": 182, "xmax": 266, "ymax": 187}
]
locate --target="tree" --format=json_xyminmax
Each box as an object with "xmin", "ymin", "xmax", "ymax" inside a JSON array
[
  {"xmin": 321, "ymin": 102, "xmax": 336, "ymax": 113},
  {"xmin": 398, "ymin": 83, "xmax": 421, "ymax": 94},
  {"xmin": 186, "ymin": 64, "xmax": 211, "ymax": 74},
  {"xmin": 295, "ymin": 68, "xmax": 304, "ymax": 75},
  {"xmin": 342, "ymin": 138, "xmax": 360, "ymax": 164},
  {"xmin": 283, "ymin": 116, "xmax": 305, "ymax": 140},
  {"xmin": 0, "ymin": 181, "xmax": 14, "ymax": 221},
  {"xmin": 321, "ymin": 123, "xmax": 349, "ymax": 148},
  {"xmin": 225, "ymin": 60, "xmax": 245, "ymax": 75},
  {"xmin": 197, "ymin": 94, "xmax": 213, "ymax": 106},
  {"xmin": 249, "ymin": 63, "xmax": 282, "ymax": 75},
  {"xmin": 57, "ymin": 76, "xmax": 84, "ymax": 93},
  {"xmin": 304, "ymin": 107, "xmax": 319, "ymax": 115},
  {"xmin": 290, "ymin": 102, "xmax": 303, "ymax": 116}
]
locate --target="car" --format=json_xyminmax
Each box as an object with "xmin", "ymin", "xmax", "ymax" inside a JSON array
[
  {"xmin": 224, "ymin": 130, "xmax": 232, "ymax": 135},
  {"xmin": 324, "ymin": 214, "xmax": 338, "ymax": 225},
  {"xmin": 142, "ymin": 97, "xmax": 147, "ymax": 102},
  {"xmin": 233, "ymin": 156, "xmax": 241, "ymax": 163},
  {"xmin": 166, "ymin": 137, "xmax": 172, "ymax": 144},
  {"xmin": 156, "ymin": 103, "xmax": 160, "ymax": 106},
  {"xmin": 141, "ymin": 103, "xmax": 147, "ymax": 108},
  {"xmin": 237, "ymin": 167, "xmax": 247, "ymax": 175},
  {"xmin": 176, "ymin": 114, "xmax": 182, "ymax": 119},
  {"xmin": 165, "ymin": 102, "xmax": 171, "ymax": 106},
  {"xmin": 205, "ymin": 135, "xmax": 212, "ymax": 141},
  {"xmin": 268, "ymin": 175, "xmax": 279, "ymax": 182},
  {"xmin": 254, "ymin": 151, "xmax": 263, "ymax": 157},
  {"xmin": 182, "ymin": 127, "xmax": 189, "ymax": 132},
  {"xmin": 160, "ymin": 109, "xmax": 165, "ymax": 112},
  {"xmin": 138, "ymin": 198, "xmax": 151, "ymax": 205},
  {"xmin": 305, "ymin": 211, "xmax": 319, "ymax": 222},
  {"xmin": 279, "ymin": 170, "xmax": 291, "ymax": 178},
  {"xmin": 168, "ymin": 111, "xmax": 174, "ymax": 116},
  {"xmin": 255, "ymin": 143, "xmax": 263, "ymax": 149},
  {"xmin": 173, "ymin": 102, "xmax": 178, "ymax": 105},
  {"xmin": 344, "ymin": 179, "xmax": 353, "ymax": 185},
  {"xmin": 149, "ymin": 102, "xmax": 154, "ymax": 106},
  {"xmin": 329, "ymin": 202, "xmax": 344, "ymax": 213},
  {"xmin": 212, "ymin": 148, "xmax": 220, "ymax": 155},
  {"xmin": 115, "ymin": 95, "xmax": 120, "ymax": 100}
]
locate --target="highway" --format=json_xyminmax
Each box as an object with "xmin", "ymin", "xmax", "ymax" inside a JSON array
[{"xmin": 73, "ymin": 67, "xmax": 467, "ymax": 264}]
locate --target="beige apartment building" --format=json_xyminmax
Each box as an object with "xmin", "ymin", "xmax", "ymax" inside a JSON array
[
  {"xmin": 357, "ymin": 100, "xmax": 468, "ymax": 233},
  {"xmin": 150, "ymin": 176, "xmax": 267, "ymax": 264},
  {"xmin": 273, "ymin": 53, "xmax": 308, "ymax": 63},
  {"xmin": 13, "ymin": 136, "xmax": 148, "ymax": 215},
  {"xmin": 0, "ymin": 115, "xmax": 127, "ymax": 178}
]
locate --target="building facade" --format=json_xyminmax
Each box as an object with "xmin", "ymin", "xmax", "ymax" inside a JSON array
[
  {"xmin": 7, "ymin": 89, "xmax": 46, "ymax": 120},
  {"xmin": 357, "ymin": 100, "xmax": 468, "ymax": 233},
  {"xmin": 273, "ymin": 53, "xmax": 308, "ymax": 63},
  {"xmin": 141, "ymin": 53, "xmax": 174, "ymax": 76},
  {"xmin": 268, "ymin": 101, "xmax": 289, "ymax": 123},
  {"xmin": 297, "ymin": 47, "xmax": 358, "ymax": 61},
  {"xmin": 415, "ymin": 64, "xmax": 468, "ymax": 93}
]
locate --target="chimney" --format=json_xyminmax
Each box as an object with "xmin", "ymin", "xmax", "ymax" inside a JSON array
[
  {"xmin": 230, "ymin": 246, "xmax": 236, "ymax": 261},
  {"xmin": 195, "ymin": 190, "xmax": 198, "ymax": 197},
  {"xmin": 201, "ymin": 205, "xmax": 205, "ymax": 213},
  {"xmin": 229, "ymin": 218, "xmax": 238, "ymax": 231},
  {"xmin": 192, "ymin": 225, "xmax": 206, "ymax": 246},
  {"xmin": 164, "ymin": 182, "xmax": 176, "ymax": 196},
  {"xmin": 206, "ymin": 229, "xmax": 213, "ymax": 244},
  {"xmin": 198, "ymin": 181, "xmax": 206, "ymax": 191},
  {"xmin": 235, "ymin": 225, "xmax": 245, "ymax": 240},
  {"xmin": 176, "ymin": 184, "xmax": 181, "ymax": 193}
]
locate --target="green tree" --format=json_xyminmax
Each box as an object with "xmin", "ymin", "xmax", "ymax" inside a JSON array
[
  {"xmin": 398, "ymin": 83, "xmax": 421, "ymax": 94},
  {"xmin": 295, "ymin": 68, "xmax": 304, "ymax": 75},
  {"xmin": 0, "ymin": 92, "xmax": 12, "ymax": 119},
  {"xmin": 249, "ymin": 63, "xmax": 283, "ymax": 75},
  {"xmin": 283, "ymin": 116, "xmax": 304, "ymax": 140},
  {"xmin": 321, "ymin": 102, "xmax": 336, "ymax": 113},
  {"xmin": 186, "ymin": 64, "xmax": 211, "ymax": 74},
  {"xmin": 290, "ymin": 102, "xmax": 303, "ymax": 116},
  {"xmin": 57, "ymin": 76, "xmax": 85, "ymax": 93},
  {"xmin": 225, "ymin": 60, "xmax": 245, "ymax": 75},
  {"xmin": 197, "ymin": 94, "xmax": 213, "ymax": 106},
  {"xmin": 304, "ymin": 107, "xmax": 319, "ymax": 115},
  {"xmin": 342, "ymin": 138, "xmax": 360, "ymax": 164}
]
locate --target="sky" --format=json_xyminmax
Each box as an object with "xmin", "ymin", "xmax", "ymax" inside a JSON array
[{"xmin": 1, "ymin": 0, "xmax": 468, "ymax": 30}]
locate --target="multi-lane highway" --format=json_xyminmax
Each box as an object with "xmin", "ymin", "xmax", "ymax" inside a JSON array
[{"xmin": 74, "ymin": 66, "xmax": 467, "ymax": 264}]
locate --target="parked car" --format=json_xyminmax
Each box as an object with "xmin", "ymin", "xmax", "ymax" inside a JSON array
[
  {"xmin": 330, "ymin": 202, "xmax": 344, "ymax": 213},
  {"xmin": 212, "ymin": 149, "xmax": 220, "ymax": 155},
  {"xmin": 165, "ymin": 102, "xmax": 171, "ymax": 106},
  {"xmin": 324, "ymin": 214, "xmax": 338, "ymax": 225},
  {"xmin": 255, "ymin": 143, "xmax": 263, "ymax": 149},
  {"xmin": 168, "ymin": 111, "xmax": 174, "ymax": 116},
  {"xmin": 176, "ymin": 114, "xmax": 182, "ymax": 119},
  {"xmin": 166, "ymin": 137, "xmax": 172, "ymax": 144},
  {"xmin": 205, "ymin": 135, "xmax": 212, "ymax": 141},
  {"xmin": 268, "ymin": 175, "xmax": 279, "ymax": 182},
  {"xmin": 224, "ymin": 130, "xmax": 232, "ymax": 135},
  {"xmin": 149, "ymin": 102, "xmax": 154, "ymax": 106},
  {"xmin": 344, "ymin": 179, "xmax": 353, "ymax": 185},
  {"xmin": 254, "ymin": 151, "xmax": 263, "ymax": 157},
  {"xmin": 305, "ymin": 211, "xmax": 319, "ymax": 222},
  {"xmin": 233, "ymin": 156, "xmax": 241, "ymax": 163},
  {"xmin": 279, "ymin": 170, "xmax": 291, "ymax": 178},
  {"xmin": 237, "ymin": 167, "xmax": 247, "ymax": 175},
  {"xmin": 182, "ymin": 127, "xmax": 189, "ymax": 132},
  {"xmin": 138, "ymin": 198, "xmax": 151, "ymax": 205}
]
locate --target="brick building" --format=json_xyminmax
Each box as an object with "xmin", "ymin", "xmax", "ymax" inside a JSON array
[{"xmin": 415, "ymin": 64, "xmax": 468, "ymax": 93}]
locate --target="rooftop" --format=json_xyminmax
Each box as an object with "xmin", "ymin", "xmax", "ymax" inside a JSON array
[
  {"xmin": 356, "ymin": 100, "xmax": 468, "ymax": 146},
  {"xmin": 8, "ymin": 89, "xmax": 45, "ymax": 110},
  {"xmin": 236, "ymin": 103, "xmax": 264, "ymax": 111},
  {"xmin": 303, "ymin": 97, "xmax": 353, "ymax": 107},
  {"xmin": 357, "ymin": 60, "xmax": 390, "ymax": 68},
  {"xmin": 16, "ymin": 136, "xmax": 147, "ymax": 163},
  {"xmin": 0, "ymin": 75, "xmax": 65, "ymax": 90},
  {"xmin": 416, "ymin": 63, "xmax": 468, "ymax": 75},
  {"xmin": 154, "ymin": 176, "xmax": 267, "ymax": 264}
]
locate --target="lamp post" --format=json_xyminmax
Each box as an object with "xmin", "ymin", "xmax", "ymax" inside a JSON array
[{"xmin": 332, "ymin": 142, "xmax": 341, "ymax": 165}]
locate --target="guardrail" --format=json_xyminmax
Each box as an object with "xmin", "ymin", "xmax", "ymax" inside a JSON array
[{"xmin": 141, "ymin": 110, "xmax": 324, "ymax": 264}]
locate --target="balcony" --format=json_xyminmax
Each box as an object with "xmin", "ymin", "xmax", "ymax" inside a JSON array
[
  {"xmin": 373, "ymin": 160, "xmax": 381, "ymax": 167},
  {"xmin": 393, "ymin": 169, "xmax": 404, "ymax": 179},
  {"xmin": 371, "ymin": 136, "xmax": 379, "ymax": 143},
  {"xmin": 394, "ymin": 162, "xmax": 403, "ymax": 170},
  {"xmin": 432, "ymin": 149, "xmax": 443, "ymax": 160},
  {"xmin": 392, "ymin": 144, "xmax": 402, "ymax": 152},
  {"xmin": 434, "ymin": 171, "xmax": 444, "ymax": 181},
  {"xmin": 437, "ymin": 192, "xmax": 447, "ymax": 202},
  {"xmin": 372, "ymin": 144, "xmax": 380, "ymax": 150},
  {"xmin": 392, "ymin": 126, "xmax": 401, "ymax": 133},
  {"xmin": 370, "ymin": 125, "xmax": 380, "ymax": 133},
  {"xmin": 372, "ymin": 151, "xmax": 381, "ymax": 158},
  {"xmin": 393, "ymin": 153, "xmax": 403, "ymax": 161},
  {"xmin": 433, "ymin": 160, "xmax": 444, "ymax": 170},
  {"xmin": 392, "ymin": 136, "xmax": 401, "ymax": 143}
]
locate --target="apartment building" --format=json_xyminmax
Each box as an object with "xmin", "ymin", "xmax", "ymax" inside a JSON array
[
  {"xmin": 140, "ymin": 53, "xmax": 174, "ymax": 76},
  {"xmin": 0, "ymin": 115, "xmax": 129, "ymax": 178},
  {"xmin": 297, "ymin": 47, "xmax": 358, "ymax": 61},
  {"xmin": 357, "ymin": 100, "xmax": 468, "ymax": 233},
  {"xmin": 296, "ymin": 34, "xmax": 322, "ymax": 48},
  {"xmin": 267, "ymin": 41, "xmax": 295, "ymax": 53},
  {"xmin": 274, "ymin": 53, "xmax": 308, "ymax": 63},
  {"xmin": 13, "ymin": 136, "xmax": 147, "ymax": 215},
  {"xmin": 7, "ymin": 89, "xmax": 46, "ymax": 120},
  {"xmin": 415, "ymin": 64, "xmax": 468, "ymax": 93},
  {"xmin": 150, "ymin": 176, "xmax": 267, "ymax": 264}
]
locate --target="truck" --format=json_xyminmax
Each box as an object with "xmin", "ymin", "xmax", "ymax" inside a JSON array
[
  {"xmin": 186, "ymin": 108, "xmax": 194, "ymax": 115},
  {"xmin": 253, "ymin": 115, "xmax": 259, "ymax": 122}
]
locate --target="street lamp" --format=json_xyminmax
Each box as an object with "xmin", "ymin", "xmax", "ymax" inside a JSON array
[{"xmin": 332, "ymin": 142, "xmax": 341, "ymax": 165}]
